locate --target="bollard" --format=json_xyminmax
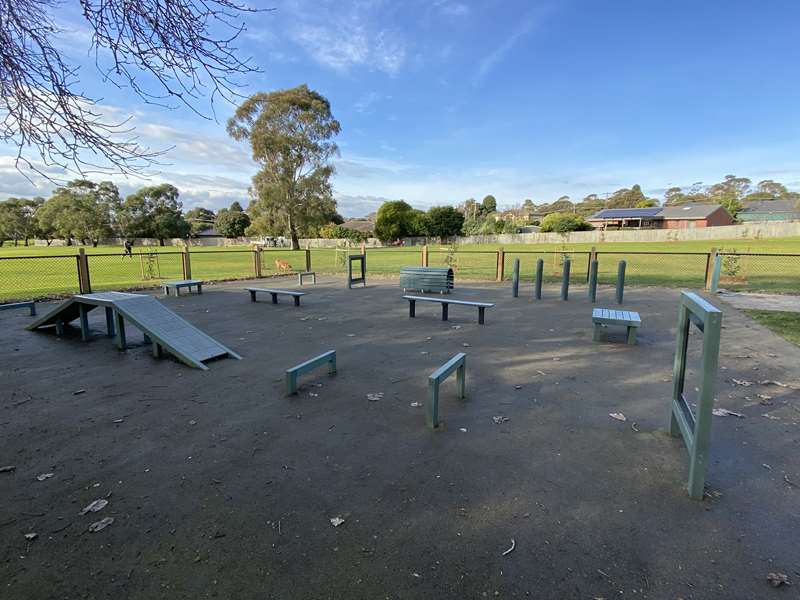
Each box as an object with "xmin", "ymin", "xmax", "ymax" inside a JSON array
[
  {"xmin": 534, "ymin": 258, "xmax": 543, "ymax": 300},
  {"xmin": 710, "ymin": 254, "xmax": 722, "ymax": 294},
  {"xmin": 561, "ymin": 258, "xmax": 571, "ymax": 300},
  {"xmin": 588, "ymin": 259, "xmax": 598, "ymax": 303},
  {"xmin": 616, "ymin": 260, "xmax": 626, "ymax": 304},
  {"xmin": 511, "ymin": 258, "xmax": 520, "ymax": 297}
]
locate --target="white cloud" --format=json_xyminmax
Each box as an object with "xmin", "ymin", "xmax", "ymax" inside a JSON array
[
  {"xmin": 434, "ymin": 1, "xmax": 470, "ymax": 17},
  {"xmin": 473, "ymin": 16, "xmax": 539, "ymax": 86}
]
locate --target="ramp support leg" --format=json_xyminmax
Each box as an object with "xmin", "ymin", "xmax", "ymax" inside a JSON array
[
  {"xmin": 115, "ymin": 312, "xmax": 127, "ymax": 351},
  {"xmin": 105, "ymin": 307, "xmax": 115, "ymax": 337},
  {"xmin": 55, "ymin": 318, "xmax": 64, "ymax": 336},
  {"xmin": 153, "ymin": 342, "xmax": 162, "ymax": 358},
  {"xmin": 78, "ymin": 304, "xmax": 90, "ymax": 342}
]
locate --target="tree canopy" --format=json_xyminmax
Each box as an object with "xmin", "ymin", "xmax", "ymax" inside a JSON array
[{"xmin": 227, "ymin": 85, "xmax": 341, "ymax": 249}]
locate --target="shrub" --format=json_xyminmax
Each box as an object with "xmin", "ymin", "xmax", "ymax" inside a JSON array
[{"xmin": 539, "ymin": 212, "xmax": 593, "ymax": 233}]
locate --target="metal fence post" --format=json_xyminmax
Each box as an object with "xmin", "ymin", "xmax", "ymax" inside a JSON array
[
  {"xmin": 77, "ymin": 248, "xmax": 92, "ymax": 293},
  {"xmin": 560, "ymin": 258, "xmax": 570, "ymax": 300},
  {"xmin": 534, "ymin": 258, "xmax": 543, "ymax": 300},
  {"xmin": 588, "ymin": 259, "xmax": 598, "ymax": 303},
  {"xmin": 496, "ymin": 248, "xmax": 505, "ymax": 282},
  {"xmin": 616, "ymin": 260, "xmax": 626, "ymax": 304},
  {"xmin": 511, "ymin": 258, "xmax": 520, "ymax": 297}
]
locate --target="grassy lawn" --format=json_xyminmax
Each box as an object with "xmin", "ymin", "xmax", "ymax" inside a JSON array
[
  {"xmin": 1, "ymin": 237, "xmax": 799, "ymax": 300},
  {"xmin": 744, "ymin": 310, "xmax": 800, "ymax": 346}
]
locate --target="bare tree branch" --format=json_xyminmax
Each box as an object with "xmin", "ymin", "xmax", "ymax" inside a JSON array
[{"xmin": 0, "ymin": 0, "xmax": 269, "ymax": 181}]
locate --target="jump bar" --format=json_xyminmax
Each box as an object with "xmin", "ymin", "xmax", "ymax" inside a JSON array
[
  {"xmin": 427, "ymin": 352, "xmax": 466, "ymax": 429},
  {"xmin": 286, "ymin": 350, "xmax": 337, "ymax": 395}
]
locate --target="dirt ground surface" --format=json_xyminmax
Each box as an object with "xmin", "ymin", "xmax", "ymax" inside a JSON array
[{"xmin": 1, "ymin": 278, "xmax": 799, "ymax": 600}]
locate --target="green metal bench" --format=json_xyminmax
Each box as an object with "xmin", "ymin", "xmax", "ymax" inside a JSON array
[
  {"xmin": 286, "ymin": 350, "xmax": 336, "ymax": 395},
  {"xmin": 0, "ymin": 301, "xmax": 36, "ymax": 316},
  {"xmin": 426, "ymin": 352, "xmax": 466, "ymax": 429},
  {"xmin": 592, "ymin": 308, "xmax": 641, "ymax": 344},
  {"xmin": 400, "ymin": 267, "xmax": 454, "ymax": 294},
  {"xmin": 247, "ymin": 287, "xmax": 306, "ymax": 306},
  {"xmin": 163, "ymin": 279, "xmax": 203, "ymax": 296},
  {"xmin": 403, "ymin": 295, "xmax": 494, "ymax": 325}
]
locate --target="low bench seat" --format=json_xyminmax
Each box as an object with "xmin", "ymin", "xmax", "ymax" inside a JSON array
[
  {"xmin": 403, "ymin": 295, "xmax": 494, "ymax": 325},
  {"xmin": 592, "ymin": 308, "xmax": 641, "ymax": 345},
  {"xmin": 0, "ymin": 301, "xmax": 36, "ymax": 316},
  {"xmin": 247, "ymin": 287, "xmax": 306, "ymax": 306},
  {"xmin": 163, "ymin": 279, "xmax": 203, "ymax": 296}
]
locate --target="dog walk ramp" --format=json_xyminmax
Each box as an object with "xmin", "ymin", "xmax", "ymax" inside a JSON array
[{"xmin": 28, "ymin": 292, "xmax": 241, "ymax": 370}]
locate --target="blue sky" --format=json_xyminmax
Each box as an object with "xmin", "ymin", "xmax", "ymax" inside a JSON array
[{"xmin": 3, "ymin": 0, "xmax": 800, "ymax": 216}]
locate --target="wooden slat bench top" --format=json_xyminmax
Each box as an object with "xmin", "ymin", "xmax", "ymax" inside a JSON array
[
  {"xmin": 592, "ymin": 308, "xmax": 641, "ymax": 327},
  {"xmin": 164, "ymin": 279, "xmax": 203, "ymax": 287},
  {"xmin": 247, "ymin": 288, "xmax": 306, "ymax": 297},
  {"xmin": 403, "ymin": 295, "xmax": 494, "ymax": 308}
]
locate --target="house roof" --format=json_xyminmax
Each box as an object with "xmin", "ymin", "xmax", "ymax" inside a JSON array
[
  {"xmin": 341, "ymin": 220, "xmax": 374, "ymax": 233},
  {"xmin": 658, "ymin": 203, "xmax": 728, "ymax": 219},
  {"xmin": 739, "ymin": 199, "xmax": 800, "ymax": 214},
  {"xmin": 589, "ymin": 208, "xmax": 662, "ymax": 220}
]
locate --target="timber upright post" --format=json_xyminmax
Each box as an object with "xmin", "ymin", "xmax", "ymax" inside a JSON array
[
  {"xmin": 560, "ymin": 258, "xmax": 570, "ymax": 300},
  {"xmin": 588, "ymin": 259, "xmax": 598, "ymax": 303},
  {"xmin": 587, "ymin": 246, "xmax": 597, "ymax": 282},
  {"xmin": 422, "ymin": 244, "xmax": 429, "ymax": 267},
  {"xmin": 252, "ymin": 246, "xmax": 262, "ymax": 278},
  {"xmin": 511, "ymin": 258, "xmax": 520, "ymax": 297},
  {"xmin": 182, "ymin": 244, "xmax": 192, "ymax": 280},
  {"xmin": 305, "ymin": 248, "xmax": 312, "ymax": 273},
  {"xmin": 616, "ymin": 260, "xmax": 626, "ymax": 304},
  {"xmin": 669, "ymin": 292, "xmax": 722, "ymax": 500},
  {"xmin": 496, "ymin": 248, "xmax": 505, "ymax": 282},
  {"xmin": 704, "ymin": 248, "xmax": 718, "ymax": 290},
  {"xmin": 77, "ymin": 248, "xmax": 92, "ymax": 294},
  {"xmin": 534, "ymin": 258, "xmax": 543, "ymax": 300}
]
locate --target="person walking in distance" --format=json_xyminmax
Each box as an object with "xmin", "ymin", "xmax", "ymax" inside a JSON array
[{"xmin": 123, "ymin": 239, "xmax": 133, "ymax": 258}]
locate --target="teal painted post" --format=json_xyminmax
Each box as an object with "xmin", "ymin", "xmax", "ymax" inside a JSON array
[
  {"xmin": 710, "ymin": 254, "xmax": 722, "ymax": 293},
  {"xmin": 511, "ymin": 258, "xmax": 520, "ymax": 297},
  {"xmin": 456, "ymin": 362, "xmax": 466, "ymax": 399},
  {"xmin": 616, "ymin": 260, "xmax": 626, "ymax": 304},
  {"xmin": 78, "ymin": 304, "xmax": 90, "ymax": 341},
  {"xmin": 588, "ymin": 259, "xmax": 598, "ymax": 303},
  {"xmin": 105, "ymin": 307, "xmax": 115, "ymax": 337},
  {"xmin": 114, "ymin": 312, "xmax": 126, "ymax": 351},
  {"xmin": 426, "ymin": 378, "xmax": 440, "ymax": 429},
  {"xmin": 534, "ymin": 258, "xmax": 543, "ymax": 300},
  {"xmin": 560, "ymin": 258, "xmax": 570, "ymax": 300}
]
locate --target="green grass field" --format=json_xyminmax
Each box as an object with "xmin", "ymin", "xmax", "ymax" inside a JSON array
[
  {"xmin": 1, "ymin": 237, "xmax": 799, "ymax": 301},
  {"xmin": 744, "ymin": 309, "xmax": 800, "ymax": 347}
]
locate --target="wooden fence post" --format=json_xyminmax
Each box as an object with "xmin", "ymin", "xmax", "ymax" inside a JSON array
[
  {"xmin": 422, "ymin": 244, "xmax": 429, "ymax": 267},
  {"xmin": 77, "ymin": 248, "xmax": 92, "ymax": 293},
  {"xmin": 182, "ymin": 244, "xmax": 192, "ymax": 279},
  {"xmin": 587, "ymin": 246, "xmax": 597, "ymax": 282},
  {"xmin": 305, "ymin": 248, "xmax": 312, "ymax": 272},
  {"xmin": 496, "ymin": 248, "xmax": 505, "ymax": 282},
  {"xmin": 252, "ymin": 246, "xmax": 262, "ymax": 278}
]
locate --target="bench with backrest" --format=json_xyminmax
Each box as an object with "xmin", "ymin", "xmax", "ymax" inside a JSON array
[
  {"xmin": 400, "ymin": 267, "xmax": 454, "ymax": 294},
  {"xmin": 0, "ymin": 301, "xmax": 36, "ymax": 316},
  {"xmin": 592, "ymin": 308, "xmax": 641, "ymax": 344},
  {"xmin": 163, "ymin": 279, "xmax": 203, "ymax": 296},
  {"xmin": 247, "ymin": 287, "xmax": 306, "ymax": 306},
  {"xmin": 403, "ymin": 295, "xmax": 494, "ymax": 325}
]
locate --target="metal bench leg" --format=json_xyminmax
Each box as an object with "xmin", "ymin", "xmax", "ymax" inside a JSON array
[
  {"xmin": 55, "ymin": 319, "xmax": 64, "ymax": 336},
  {"xmin": 174, "ymin": 286, "xmax": 180, "ymax": 296},
  {"xmin": 271, "ymin": 293, "xmax": 278, "ymax": 304},
  {"xmin": 105, "ymin": 307, "xmax": 115, "ymax": 337},
  {"xmin": 457, "ymin": 363, "xmax": 466, "ymax": 399},
  {"xmin": 312, "ymin": 273, "xmax": 316, "ymax": 284},
  {"xmin": 478, "ymin": 307, "xmax": 485, "ymax": 325},
  {"xmin": 593, "ymin": 323, "xmax": 602, "ymax": 342},
  {"xmin": 30, "ymin": 304, "xmax": 36, "ymax": 316},
  {"xmin": 627, "ymin": 326, "xmax": 637, "ymax": 345},
  {"xmin": 250, "ymin": 290, "xmax": 256, "ymax": 302},
  {"xmin": 78, "ymin": 304, "xmax": 90, "ymax": 342},
  {"xmin": 286, "ymin": 372, "xmax": 298, "ymax": 395},
  {"xmin": 409, "ymin": 300, "xmax": 416, "ymax": 318},
  {"xmin": 441, "ymin": 303, "xmax": 449, "ymax": 321},
  {"xmin": 163, "ymin": 286, "xmax": 169, "ymax": 296},
  {"xmin": 298, "ymin": 273, "xmax": 303, "ymax": 285},
  {"xmin": 426, "ymin": 378, "xmax": 440, "ymax": 429},
  {"xmin": 115, "ymin": 312, "xmax": 127, "ymax": 351},
  {"xmin": 294, "ymin": 295, "xmax": 300, "ymax": 307},
  {"xmin": 197, "ymin": 284, "xmax": 202, "ymax": 294}
]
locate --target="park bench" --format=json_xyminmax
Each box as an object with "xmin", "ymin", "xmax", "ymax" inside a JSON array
[
  {"xmin": 247, "ymin": 287, "xmax": 306, "ymax": 306},
  {"xmin": 0, "ymin": 301, "xmax": 36, "ymax": 316},
  {"xmin": 403, "ymin": 295, "xmax": 494, "ymax": 325},
  {"xmin": 400, "ymin": 267, "xmax": 454, "ymax": 294},
  {"xmin": 592, "ymin": 308, "xmax": 641, "ymax": 344},
  {"xmin": 298, "ymin": 271, "xmax": 316, "ymax": 285},
  {"xmin": 163, "ymin": 279, "xmax": 203, "ymax": 296}
]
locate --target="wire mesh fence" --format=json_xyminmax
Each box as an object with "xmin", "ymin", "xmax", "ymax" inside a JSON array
[
  {"xmin": 0, "ymin": 255, "xmax": 80, "ymax": 301},
  {"xmin": 1, "ymin": 246, "xmax": 799, "ymax": 302}
]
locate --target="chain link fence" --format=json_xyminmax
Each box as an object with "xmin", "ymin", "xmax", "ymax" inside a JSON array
[{"xmin": 1, "ymin": 246, "xmax": 798, "ymax": 302}]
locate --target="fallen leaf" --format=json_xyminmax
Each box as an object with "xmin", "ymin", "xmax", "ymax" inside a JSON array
[
  {"xmin": 502, "ymin": 538, "xmax": 516, "ymax": 556},
  {"xmin": 712, "ymin": 408, "xmax": 745, "ymax": 418},
  {"xmin": 492, "ymin": 416, "xmax": 509, "ymax": 424},
  {"xmin": 80, "ymin": 499, "xmax": 108, "ymax": 515},
  {"xmin": 330, "ymin": 516, "xmax": 345, "ymax": 527},
  {"xmin": 459, "ymin": 428, "xmax": 468, "ymax": 433},
  {"xmin": 759, "ymin": 380, "xmax": 790, "ymax": 388},
  {"xmin": 767, "ymin": 572, "xmax": 790, "ymax": 588},
  {"xmin": 0, "ymin": 465, "xmax": 16, "ymax": 473},
  {"xmin": 366, "ymin": 392, "xmax": 384, "ymax": 402},
  {"xmin": 732, "ymin": 379, "xmax": 754, "ymax": 387},
  {"xmin": 36, "ymin": 473, "xmax": 54, "ymax": 481},
  {"xmin": 609, "ymin": 413, "xmax": 627, "ymax": 422},
  {"xmin": 24, "ymin": 532, "xmax": 37, "ymax": 541},
  {"xmin": 88, "ymin": 517, "xmax": 114, "ymax": 532},
  {"xmin": 73, "ymin": 389, "xmax": 86, "ymax": 395}
]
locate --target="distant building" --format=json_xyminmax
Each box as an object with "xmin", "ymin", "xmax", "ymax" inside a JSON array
[
  {"xmin": 341, "ymin": 220, "xmax": 375, "ymax": 235},
  {"xmin": 195, "ymin": 225, "xmax": 222, "ymax": 238},
  {"xmin": 588, "ymin": 203, "xmax": 735, "ymax": 230},
  {"xmin": 737, "ymin": 199, "xmax": 800, "ymax": 222}
]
